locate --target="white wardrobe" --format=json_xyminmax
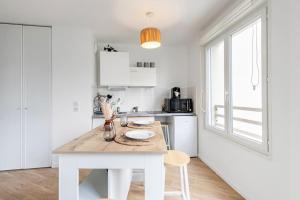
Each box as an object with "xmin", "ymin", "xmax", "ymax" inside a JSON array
[{"xmin": 0, "ymin": 24, "xmax": 51, "ymax": 171}]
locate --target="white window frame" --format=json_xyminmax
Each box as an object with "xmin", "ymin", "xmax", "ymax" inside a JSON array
[
  {"xmin": 204, "ymin": 6, "xmax": 269, "ymax": 154},
  {"xmin": 205, "ymin": 35, "xmax": 227, "ymax": 135}
]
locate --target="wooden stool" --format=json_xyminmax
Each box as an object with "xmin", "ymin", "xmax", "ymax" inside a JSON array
[
  {"xmin": 161, "ymin": 123, "xmax": 171, "ymax": 150},
  {"xmin": 164, "ymin": 150, "xmax": 191, "ymax": 200}
]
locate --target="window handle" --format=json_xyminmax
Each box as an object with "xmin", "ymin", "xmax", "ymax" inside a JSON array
[{"xmin": 224, "ymin": 91, "xmax": 229, "ymax": 103}]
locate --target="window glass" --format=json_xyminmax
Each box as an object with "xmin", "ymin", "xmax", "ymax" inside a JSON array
[
  {"xmin": 207, "ymin": 41, "xmax": 225, "ymax": 130},
  {"xmin": 231, "ymin": 18, "xmax": 263, "ymax": 142}
]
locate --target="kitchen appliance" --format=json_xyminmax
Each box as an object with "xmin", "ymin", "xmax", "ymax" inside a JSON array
[
  {"xmin": 172, "ymin": 87, "xmax": 181, "ymax": 99},
  {"xmin": 164, "ymin": 87, "xmax": 193, "ymax": 113},
  {"xmin": 164, "ymin": 98, "xmax": 193, "ymax": 113},
  {"xmin": 169, "ymin": 116, "xmax": 198, "ymax": 157},
  {"xmin": 132, "ymin": 106, "xmax": 139, "ymax": 113}
]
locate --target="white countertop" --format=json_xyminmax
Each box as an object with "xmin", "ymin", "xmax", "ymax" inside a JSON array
[{"xmin": 93, "ymin": 111, "xmax": 196, "ymax": 118}]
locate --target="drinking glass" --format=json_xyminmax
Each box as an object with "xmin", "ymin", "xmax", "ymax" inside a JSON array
[{"xmin": 120, "ymin": 115, "xmax": 128, "ymax": 127}]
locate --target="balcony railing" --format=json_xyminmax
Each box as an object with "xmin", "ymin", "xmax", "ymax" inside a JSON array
[{"xmin": 214, "ymin": 105, "xmax": 262, "ymax": 141}]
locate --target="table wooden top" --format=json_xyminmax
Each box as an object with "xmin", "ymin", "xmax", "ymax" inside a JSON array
[{"xmin": 53, "ymin": 121, "xmax": 167, "ymax": 154}]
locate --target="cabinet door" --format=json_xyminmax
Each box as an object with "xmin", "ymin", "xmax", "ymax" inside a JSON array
[
  {"xmin": 0, "ymin": 24, "xmax": 22, "ymax": 170},
  {"xmin": 129, "ymin": 67, "xmax": 156, "ymax": 87},
  {"xmin": 99, "ymin": 51, "xmax": 130, "ymax": 86},
  {"xmin": 23, "ymin": 26, "xmax": 51, "ymax": 168},
  {"xmin": 172, "ymin": 116, "xmax": 198, "ymax": 157}
]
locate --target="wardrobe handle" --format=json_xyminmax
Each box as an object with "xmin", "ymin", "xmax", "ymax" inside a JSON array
[{"xmin": 24, "ymin": 107, "xmax": 28, "ymax": 110}]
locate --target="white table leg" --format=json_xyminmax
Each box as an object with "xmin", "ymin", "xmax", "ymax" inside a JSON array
[
  {"xmin": 183, "ymin": 166, "xmax": 191, "ymax": 200},
  {"xmin": 59, "ymin": 157, "xmax": 79, "ymax": 200},
  {"xmin": 108, "ymin": 169, "xmax": 132, "ymax": 200},
  {"xmin": 144, "ymin": 155, "xmax": 164, "ymax": 200}
]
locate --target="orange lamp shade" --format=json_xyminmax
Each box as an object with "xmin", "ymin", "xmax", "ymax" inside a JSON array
[{"xmin": 140, "ymin": 27, "xmax": 161, "ymax": 49}]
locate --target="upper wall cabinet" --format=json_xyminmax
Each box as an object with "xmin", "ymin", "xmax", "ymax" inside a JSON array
[
  {"xmin": 99, "ymin": 51, "xmax": 130, "ymax": 87},
  {"xmin": 129, "ymin": 67, "xmax": 156, "ymax": 87},
  {"xmin": 99, "ymin": 51, "xmax": 157, "ymax": 87}
]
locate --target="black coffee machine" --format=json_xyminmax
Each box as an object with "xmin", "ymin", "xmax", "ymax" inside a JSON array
[
  {"xmin": 164, "ymin": 87, "xmax": 193, "ymax": 113},
  {"xmin": 171, "ymin": 87, "xmax": 181, "ymax": 99}
]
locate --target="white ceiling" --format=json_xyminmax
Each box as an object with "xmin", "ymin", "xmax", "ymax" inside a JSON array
[{"xmin": 0, "ymin": 0, "xmax": 239, "ymax": 45}]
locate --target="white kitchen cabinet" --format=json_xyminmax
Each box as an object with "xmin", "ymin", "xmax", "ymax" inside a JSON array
[
  {"xmin": 169, "ymin": 116, "xmax": 198, "ymax": 157},
  {"xmin": 129, "ymin": 67, "xmax": 156, "ymax": 87},
  {"xmin": 99, "ymin": 51, "xmax": 157, "ymax": 87},
  {"xmin": 0, "ymin": 24, "xmax": 51, "ymax": 171},
  {"xmin": 99, "ymin": 51, "xmax": 130, "ymax": 87}
]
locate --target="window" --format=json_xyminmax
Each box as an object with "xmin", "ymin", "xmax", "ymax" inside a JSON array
[
  {"xmin": 206, "ymin": 40, "xmax": 225, "ymax": 131},
  {"xmin": 205, "ymin": 8, "xmax": 268, "ymax": 153},
  {"xmin": 231, "ymin": 18, "xmax": 263, "ymax": 143}
]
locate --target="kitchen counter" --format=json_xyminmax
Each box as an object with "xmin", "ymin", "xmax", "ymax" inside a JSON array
[{"xmin": 93, "ymin": 111, "xmax": 196, "ymax": 118}]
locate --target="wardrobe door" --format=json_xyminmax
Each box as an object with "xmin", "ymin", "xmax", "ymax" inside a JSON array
[
  {"xmin": 23, "ymin": 26, "xmax": 51, "ymax": 168},
  {"xmin": 0, "ymin": 24, "xmax": 22, "ymax": 170}
]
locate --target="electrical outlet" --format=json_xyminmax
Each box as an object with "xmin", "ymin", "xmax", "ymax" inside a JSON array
[{"xmin": 73, "ymin": 101, "xmax": 79, "ymax": 112}]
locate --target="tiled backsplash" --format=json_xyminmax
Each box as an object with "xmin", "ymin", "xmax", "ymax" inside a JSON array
[{"xmin": 96, "ymin": 87, "xmax": 189, "ymax": 112}]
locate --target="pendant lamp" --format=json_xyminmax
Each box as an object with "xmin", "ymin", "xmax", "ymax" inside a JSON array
[{"xmin": 140, "ymin": 12, "xmax": 161, "ymax": 49}]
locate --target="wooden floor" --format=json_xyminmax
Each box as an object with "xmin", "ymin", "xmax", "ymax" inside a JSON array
[{"xmin": 0, "ymin": 158, "xmax": 244, "ymax": 200}]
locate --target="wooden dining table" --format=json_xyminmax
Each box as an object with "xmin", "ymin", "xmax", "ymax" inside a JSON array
[{"xmin": 53, "ymin": 121, "xmax": 167, "ymax": 200}]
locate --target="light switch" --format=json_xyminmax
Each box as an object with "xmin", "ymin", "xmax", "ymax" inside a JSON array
[{"xmin": 73, "ymin": 101, "xmax": 79, "ymax": 112}]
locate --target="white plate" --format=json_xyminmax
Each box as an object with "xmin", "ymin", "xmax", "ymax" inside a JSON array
[
  {"xmin": 132, "ymin": 120, "xmax": 154, "ymax": 126},
  {"xmin": 125, "ymin": 130, "xmax": 156, "ymax": 140}
]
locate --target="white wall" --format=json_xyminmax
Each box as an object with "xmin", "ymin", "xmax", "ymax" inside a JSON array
[
  {"xmin": 189, "ymin": 0, "xmax": 297, "ymax": 199},
  {"xmin": 289, "ymin": 0, "xmax": 300, "ymax": 198},
  {"xmin": 97, "ymin": 43, "xmax": 190, "ymax": 112},
  {"xmin": 51, "ymin": 27, "xmax": 95, "ymax": 155}
]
